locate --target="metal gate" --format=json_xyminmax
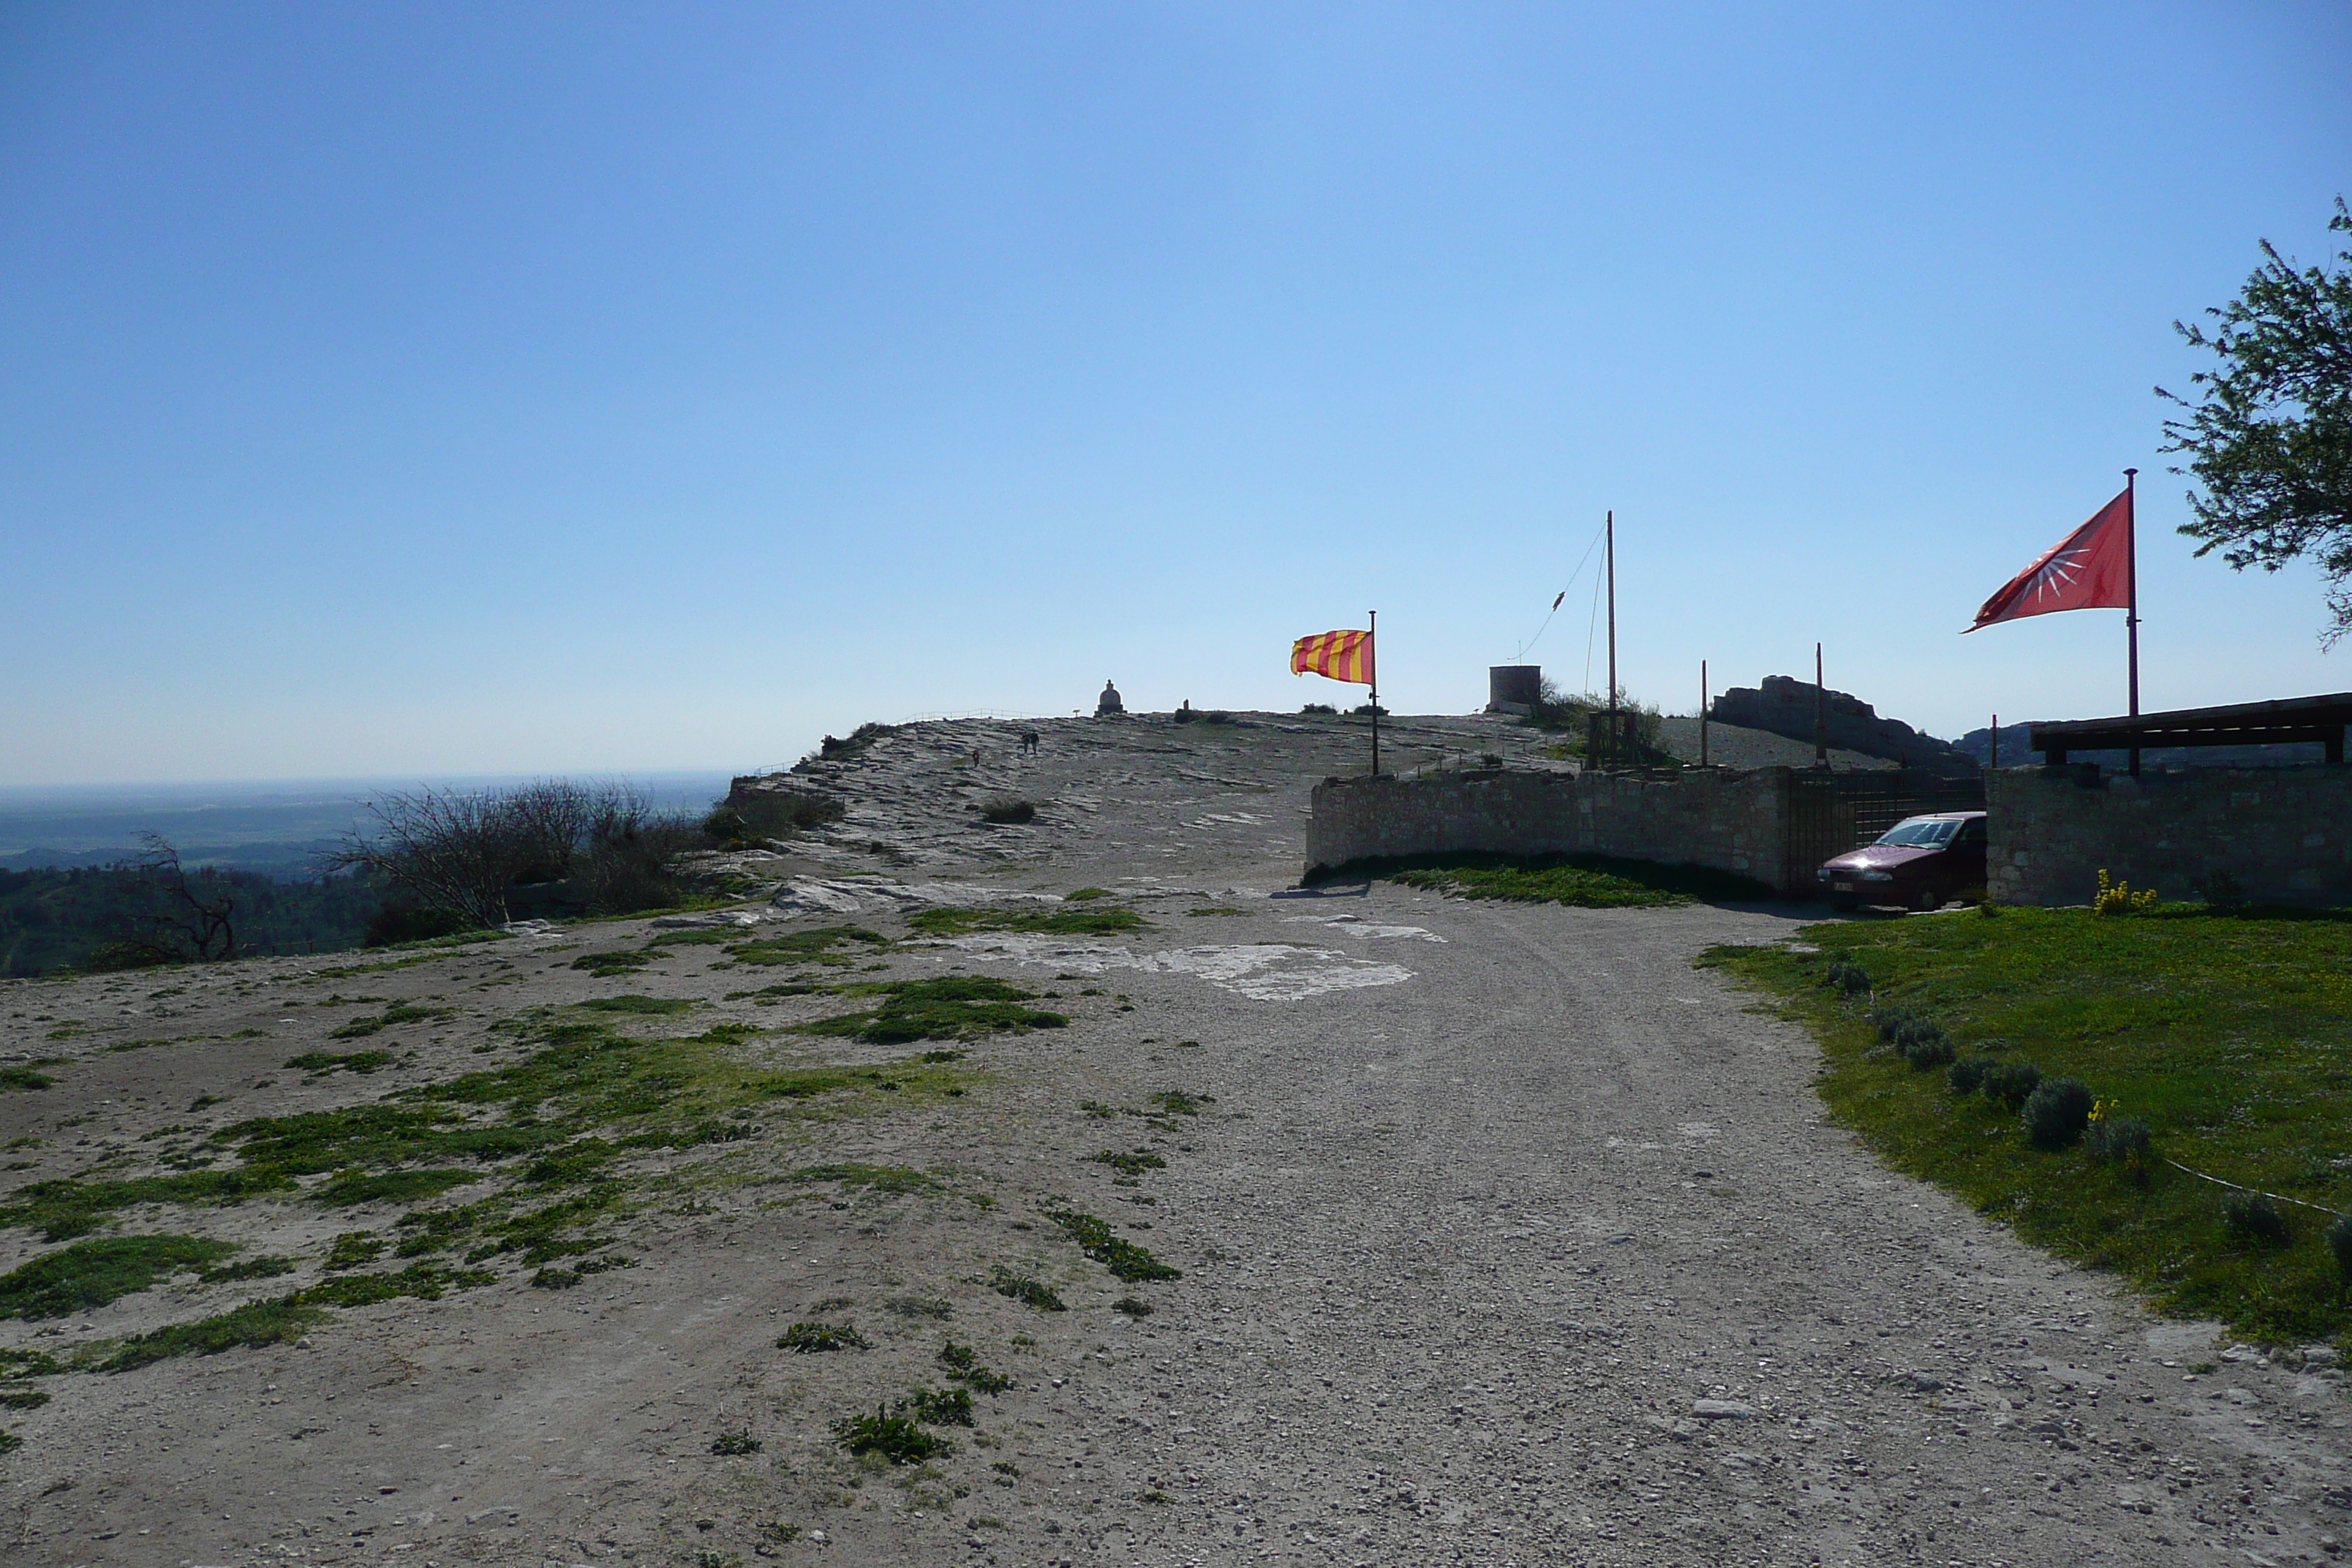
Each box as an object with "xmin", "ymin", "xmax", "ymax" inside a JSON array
[{"xmin": 1782, "ymin": 771, "xmax": 1986, "ymax": 895}]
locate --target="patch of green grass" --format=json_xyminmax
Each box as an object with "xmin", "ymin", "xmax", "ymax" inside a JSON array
[
  {"xmin": 222, "ymin": 1104, "xmax": 562, "ymax": 1178},
  {"xmin": 1186, "ymin": 907, "xmax": 1247, "ymax": 916},
  {"xmin": 568, "ymin": 995, "xmax": 693, "ymax": 1016},
  {"xmin": 725, "ymin": 982, "xmax": 818, "ymax": 1001},
  {"xmin": 908, "ymin": 907, "xmax": 1145, "ymax": 938},
  {"xmin": 0, "ymin": 1067, "xmax": 54, "ymax": 1093},
  {"xmin": 329, "ymin": 1003, "xmax": 448, "ymax": 1039},
  {"xmin": 323, "ymin": 1232, "xmax": 385, "ymax": 1270},
  {"xmin": 529, "ymin": 1253, "xmax": 634, "ymax": 1289},
  {"xmin": 198, "ymin": 1254, "xmax": 296, "ymax": 1284},
  {"xmin": 1112, "ymin": 1296, "xmax": 1154, "ymax": 1318},
  {"xmin": 1350, "ymin": 850, "xmax": 1774, "ymax": 908},
  {"xmin": 987, "ymin": 1265, "xmax": 1066, "ymax": 1311},
  {"xmin": 710, "ymin": 1431, "xmax": 763, "ymax": 1455},
  {"xmin": 797, "ymin": 977, "xmax": 1068, "ymax": 1044},
  {"xmin": 649, "ymin": 929, "xmax": 740, "ymax": 946},
  {"xmin": 0, "ymin": 1171, "xmax": 298, "ymax": 1243},
  {"xmin": 1147, "ymin": 1090, "xmax": 1213, "ymax": 1117},
  {"xmin": 292, "ymin": 1262, "xmax": 495, "ymax": 1308},
  {"xmin": 1066, "ymin": 888, "xmax": 1112, "ymax": 901},
  {"xmin": 568, "ymin": 949, "xmax": 656, "ymax": 975},
  {"xmin": 0, "ymin": 1387, "xmax": 49, "ymax": 1409},
  {"xmin": 1086, "ymin": 1150, "xmax": 1166, "ymax": 1175},
  {"xmin": 1047, "ymin": 1210, "xmax": 1181, "ymax": 1282},
  {"xmin": 725, "ymin": 926, "xmax": 889, "ymax": 968},
  {"xmin": 790, "ymin": 1163, "xmax": 937, "ymax": 1194},
  {"xmin": 1703, "ymin": 905, "xmax": 2352, "ymax": 1344},
  {"xmin": 285, "ymin": 1050, "xmax": 396, "ymax": 1075},
  {"xmin": 96, "ymin": 1297, "xmax": 329, "ymax": 1372},
  {"xmin": 0, "ymin": 1235, "xmax": 241, "ymax": 1319}
]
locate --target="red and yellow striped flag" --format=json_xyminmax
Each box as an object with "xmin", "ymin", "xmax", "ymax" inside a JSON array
[{"xmin": 1290, "ymin": 629, "xmax": 1374, "ymax": 685}]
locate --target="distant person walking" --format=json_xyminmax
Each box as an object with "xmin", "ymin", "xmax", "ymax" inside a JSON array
[
  {"xmin": 1020, "ymin": 729, "xmax": 1039, "ymax": 755},
  {"xmin": 1096, "ymin": 681, "xmax": 1125, "ymax": 717}
]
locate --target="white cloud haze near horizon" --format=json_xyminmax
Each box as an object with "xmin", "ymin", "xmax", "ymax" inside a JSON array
[{"xmin": 2, "ymin": 2, "xmax": 2348, "ymax": 786}]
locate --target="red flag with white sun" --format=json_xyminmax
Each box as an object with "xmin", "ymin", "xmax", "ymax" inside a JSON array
[{"xmin": 1968, "ymin": 486, "xmax": 2133, "ymax": 630}]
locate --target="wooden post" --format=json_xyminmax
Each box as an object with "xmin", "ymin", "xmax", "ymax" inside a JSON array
[
  {"xmin": 1813, "ymin": 642, "xmax": 1828, "ymax": 769},
  {"xmin": 1700, "ymin": 659, "xmax": 1709, "ymax": 767}
]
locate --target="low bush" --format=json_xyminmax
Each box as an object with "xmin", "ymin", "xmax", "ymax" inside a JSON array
[
  {"xmin": 777, "ymin": 1319, "xmax": 870, "ymax": 1353},
  {"xmin": 2085, "ymin": 1110, "xmax": 2154, "ymax": 1165},
  {"xmin": 1947, "ymin": 1055, "xmax": 1997, "ymax": 1095},
  {"xmin": 2021, "ymin": 1077, "xmax": 2095, "ymax": 1150},
  {"xmin": 710, "ymin": 1431, "xmax": 763, "ymax": 1455},
  {"xmin": 1896, "ymin": 1019, "xmax": 1954, "ymax": 1070},
  {"xmin": 2327, "ymin": 1211, "xmax": 2352, "ymax": 1277},
  {"xmin": 979, "ymin": 798, "xmax": 1037, "ymax": 825},
  {"xmin": 2221, "ymin": 1191, "xmax": 2292, "ymax": 1247},
  {"xmin": 987, "ymin": 1265, "xmax": 1066, "ymax": 1312},
  {"xmin": 833, "ymin": 1407, "xmax": 947, "ymax": 1464},
  {"xmin": 1300, "ymin": 703, "xmax": 1336, "ymax": 715},
  {"xmin": 900, "ymin": 1385, "xmax": 974, "ymax": 1426},
  {"xmin": 1823, "ymin": 957, "xmax": 1872, "ymax": 997},
  {"xmin": 1866, "ymin": 1004, "xmax": 1918, "ymax": 1042},
  {"xmin": 1981, "ymin": 1061, "xmax": 2043, "ymax": 1110},
  {"xmin": 1048, "ymin": 1210, "xmax": 1181, "ymax": 1282}
]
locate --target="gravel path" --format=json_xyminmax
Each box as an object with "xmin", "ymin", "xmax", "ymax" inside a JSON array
[{"xmin": 2, "ymin": 715, "xmax": 2344, "ymax": 1567}]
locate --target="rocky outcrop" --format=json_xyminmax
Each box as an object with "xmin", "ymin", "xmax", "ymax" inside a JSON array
[{"xmin": 1708, "ymin": 676, "xmax": 1976, "ymax": 777}]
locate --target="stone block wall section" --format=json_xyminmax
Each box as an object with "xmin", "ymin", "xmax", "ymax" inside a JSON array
[
  {"xmin": 1306, "ymin": 767, "xmax": 1798, "ymax": 892},
  {"xmin": 1986, "ymin": 764, "xmax": 2352, "ymax": 907}
]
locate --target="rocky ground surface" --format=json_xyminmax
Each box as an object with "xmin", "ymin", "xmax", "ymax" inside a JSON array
[{"xmin": 1, "ymin": 712, "xmax": 2345, "ymax": 1568}]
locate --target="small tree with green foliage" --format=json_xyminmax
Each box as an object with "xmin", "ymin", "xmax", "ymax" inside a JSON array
[{"xmin": 2159, "ymin": 198, "xmax": 2352, "ymax": 644}]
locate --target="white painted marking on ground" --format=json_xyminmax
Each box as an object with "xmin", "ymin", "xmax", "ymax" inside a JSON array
[
  {"xmin": 1282, "ymin": 915, "xmax": 1446, "ymax": 943},
  {"xmin": 935, "ymin": 934, "xmax": 1415, "ymax": 1000}
]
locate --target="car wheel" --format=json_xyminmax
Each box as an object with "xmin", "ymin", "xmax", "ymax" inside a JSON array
[
  {"xmin": 1831, "ymin": 895, "xmax": 1859, "ymax": 913},
  {"xmin": 1911, "ymin": 886, "xmax": 1942, "ymax": 913}
]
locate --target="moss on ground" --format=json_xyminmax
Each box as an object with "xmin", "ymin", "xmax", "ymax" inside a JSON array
[
  {"xmin": 796, "ymin": 978, "xmax": 1066, "ymax": 1044},
  {"xmin": 0, "ymin": 1235, "xmax": 241, "ymax": 1319},
  {"xmin": 725, "ymin": 927, "xmax": 889, "ymax": 968}
]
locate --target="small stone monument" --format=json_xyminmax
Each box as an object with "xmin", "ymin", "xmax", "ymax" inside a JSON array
[{"xmin": 1096, "ymin": 680, "xmax": 1126, "ymax": 717}]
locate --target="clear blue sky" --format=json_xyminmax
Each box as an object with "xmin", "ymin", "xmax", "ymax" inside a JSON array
[{"xmin": 4, "ymin": 2, "xmax": 2347, "ymax": 784}]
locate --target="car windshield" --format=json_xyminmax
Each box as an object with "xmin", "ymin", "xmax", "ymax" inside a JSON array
[{"xmin": 1876, "ymin": 817, "xmax": 1961, "ymax": 848}]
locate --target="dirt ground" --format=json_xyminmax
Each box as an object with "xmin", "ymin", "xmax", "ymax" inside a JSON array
[{"xmin": 1, "ymin": 712, "xmax": 2346, "ymax": 1568}]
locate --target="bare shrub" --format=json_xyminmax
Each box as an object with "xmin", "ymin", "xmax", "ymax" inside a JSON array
[{"xmin": 323, "ymin": 780, "xmax": 693, "ymax": 927}]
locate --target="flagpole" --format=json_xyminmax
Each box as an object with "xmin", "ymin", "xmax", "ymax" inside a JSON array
[
  {"xmin": 1368, "ymin": 608, "xmax": 1380, "ymax": 777},
  {"xmin": 2125, "ymin": 467, "xmax": 2140, "ymax": 777}
]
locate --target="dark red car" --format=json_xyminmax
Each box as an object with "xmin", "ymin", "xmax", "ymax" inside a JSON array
[{"xmin": 1817, "ymin": 811, "xmax": 1987, "ymax": 912}]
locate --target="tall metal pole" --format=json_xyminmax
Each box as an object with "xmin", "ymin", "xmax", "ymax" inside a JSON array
[
  {"xmin": 1700, "ymin": 658, "xmax": 1709, "ymax": 767},
  {"xmin": 2125, "ymin": 467, "xmax": 2141, "ymax": 777},
  {"xmin": 1605, "ymin": 511, "xmax": 1617, "ymax": 711},
  {"xmin": 1991, "ymin": 712, "xmax": 1999, "ymax": 770},
  {"xmin": 1368, "ymin": 608, "xmax": 1380, "ymax": 778}
]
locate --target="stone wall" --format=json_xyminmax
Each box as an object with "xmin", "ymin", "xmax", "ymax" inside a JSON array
[
  {"xmin": 1986, "ymin": 764, "xmax": 2352, "ymax": 907},
  {"xmin": 1306, "ymin": 767, "xmax": 1798, "ymax": 892}
]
